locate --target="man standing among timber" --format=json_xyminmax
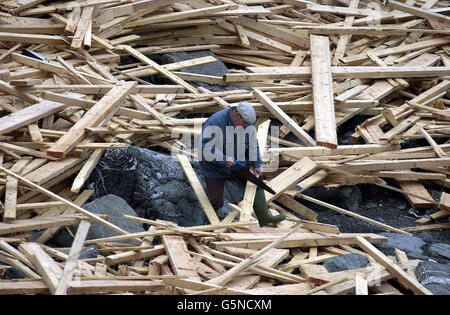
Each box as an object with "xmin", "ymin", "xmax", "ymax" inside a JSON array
[{"xmin": 198, "ymin": 101, "xmax": 285, "ymax": 227}]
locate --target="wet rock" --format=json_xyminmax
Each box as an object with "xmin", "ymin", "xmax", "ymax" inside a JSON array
[
  {"xmin": 1, "ymin": 266, "xmax": 28, "ymax": 280},
  {"xmin": 302, "ymin": 185, "xmax": 363, "ymax": 212},
  {"xmin": 429, "ymin": 243, "xmax": 450, "ymax": 260},
  {"xmin": 415, "ymin": 260, "xmax": 450, "ymax": 295},
  {"xmin": 323, "ymin": 254, "xmax": 369, "ymax": 273},
  {"xmin": 79, "ymin": 245, "xmax": 99, "ymax": 260},
  {"xmin": 414, "ymin": 232, "xmax": 434, "ymax": 242},
  {"xmin": 376, "ymin": 233, "xmax": 425, "ymax": 256},
  {"xmin": 82, "ymin": 146, "xmax": 245, "ymax": 227},
  {"xmin": 51, "ymin": 194, "xmax": 146, "ymax": 247}
]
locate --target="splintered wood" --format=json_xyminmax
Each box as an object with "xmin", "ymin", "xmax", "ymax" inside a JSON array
[{"xmin": 0, "ymin": 0, "xmax": 449, "ymax": 295}]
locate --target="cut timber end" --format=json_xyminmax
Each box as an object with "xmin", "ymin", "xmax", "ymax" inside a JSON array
[
  {"xmin": 317, "ymin": 141, "xmax": 338, "ymax": 149},
  {"xmin": 439, "ymin": 192, "xmax": 450, "ymax": 212}
]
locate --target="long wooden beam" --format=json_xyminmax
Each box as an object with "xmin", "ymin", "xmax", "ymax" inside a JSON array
[
  {"xmin": 224, "ymin": 66, "xmax": 450, "ymax": 82},
  {"xmin": 0, "ymin": 166, "xmax": 132, "ymax": 238},
  {"xmin": 253, "ymin": 89, "xmax": 316, "ymax": 146},
  {"xmin": 0, "ymin": 100, "xmax": 67, "ymax": 136},
  {"xmin": 46, "ymin": 81, "xmax": 137, "ymax": 158},
  {"xmin": 356, "ymin": 236, "xmax": 433, "ymax": 295},
  {"xmin": 177, "ymin": 154, "xmax": 221, "ymax": 225},
  {"xmin": 118, "ymin": 45, "xmax": 199, "ymax": 93},
  {"xmin": 298, "ymin": 194, "xmax": 411, "ymax": 235},
  {"xmin": 310, "ymin": 35, "xmax": 337, "ymax": 149},
  {"xmin": 388, "ymin": 1, "xmax": 450, "ymax": 25}
]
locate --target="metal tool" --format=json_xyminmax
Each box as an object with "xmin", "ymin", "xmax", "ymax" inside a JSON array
[
  {"xmin": 21, "ymin": 49, "xmax": 48, "ymax": 63},
  {"xmin": 230, "ymin": 160, "xmax": 276, "ymax": 195}
]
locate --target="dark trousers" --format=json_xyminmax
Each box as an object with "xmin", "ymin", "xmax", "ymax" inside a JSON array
[{"xmin": 205, "ymin": 178, "xmax": 227, "ymax": 211}]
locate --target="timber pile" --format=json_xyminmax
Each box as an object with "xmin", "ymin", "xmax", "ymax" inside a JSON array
[{"xmin": 0, "ymin": 0, "xmax": 449, "ymax": 295}]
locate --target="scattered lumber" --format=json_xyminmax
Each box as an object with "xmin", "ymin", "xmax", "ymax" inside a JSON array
[{"xmin": 0, "ymin": 0, "xmax": 448, "ymax": 296}]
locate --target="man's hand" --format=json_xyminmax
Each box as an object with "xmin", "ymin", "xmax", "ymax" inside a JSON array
[
  {"xmin": 225, "ymin": 157, "xmax": 236, "ymax": 168},
  {"xmin": 254, "ymin": 167, "xmax": 263, "ymax": 178}
]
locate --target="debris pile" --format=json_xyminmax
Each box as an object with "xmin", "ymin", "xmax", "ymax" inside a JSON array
[{"xmin": 0, "ymin": 0, "xmax": 449, "ymax": 295}]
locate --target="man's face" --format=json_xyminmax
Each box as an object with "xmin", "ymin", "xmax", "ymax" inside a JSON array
[{"xmin": 232, "ymin": 110, "xmax": 249, "ymax": 128}]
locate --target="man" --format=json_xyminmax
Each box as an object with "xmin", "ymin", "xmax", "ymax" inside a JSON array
[{"xmin": 198, "ymin": 101, "xmax": 285, "ymax": 227}]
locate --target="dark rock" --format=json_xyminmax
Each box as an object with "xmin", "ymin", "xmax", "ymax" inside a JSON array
[
  {"xmin": 302, "ymin": 185, "xmax": 363, "ymax": 212},
  {"xmin": 323, "ymin": 254, "xmax": 369, "ymax": 273},
  {"xmin": 414, "ymin": 232, "xmax": 434, "ymax": 242},
  {"xmin": 79, "ymin": 245, "xmax": 98, "ymax": 260},
  {"xmin": 415, "ymin": 260, "xmax": 450, "ymax": 295},
  {"xmin": 1, "ymin": 266, "xmax": 28, "ymax": 280},
  {"xmin": 376, "ymin": 233, "xmax": 425, "ymax": 256},
  {"xmin": 51, "ymin": 194, "xmax": 146, "ymax": 247},
  {"xmin": 429, "ymin": 243, "xmax": 450, "ymax": 260},
  {"xmin": 82, "ymin": 146, "xmax": 245, "ymax": 227}
]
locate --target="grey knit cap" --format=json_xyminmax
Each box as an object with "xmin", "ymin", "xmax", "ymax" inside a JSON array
[{"xmin": 236, "ymin": 101, "xmax": 256, "ymax": 124}]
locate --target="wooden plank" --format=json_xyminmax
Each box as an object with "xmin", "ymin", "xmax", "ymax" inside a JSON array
[
  {"xmin": 0, "ymin": 78, "xmax": 41, "ymax": 104},
  {"xmin": 0, "ymin": 32, "xmax": 67, "ymax": 45},
  {"xmin": 253, "ymin": 89, "xmax": 316, "ymax": 146},
  {"xmin": 71, "ymin": 149, "xmax": 105, "ymax": 193},
  {"xmin": 0, "ymin": 166, "xmax": 131, "ymax": 238},
  {"xmin": 0, "ymin": 251, "xmax": 40, "ymax": 279},
  {"xmin": 0, "ymin": 214, "xmax": 95, "ymax": 236},
  {"xmin": 125, "ymin": 4, "xmax": 237, "ymax": 28},
  {"xmin": 419, "ymin": 126, "xmax": 447, "ymax": 158},
  {"xmin": 0, "ymin": 239, "xmax": 33, "ymax": 268},
  {"xmin": 239, "ymin": 119, "xmax": 270, "ymax": 223},
  {"xmin": 177, "ymin": 154, "xmax": 220, "ymax": 225},
  {"xmin": 342, "ymin": 38, "xmax": 450, "ymax": 65},
  {"xmin": 355, "ymin": 273, "xmax": 368, "ymax": 295},
  {"xmin": 234, "ymin": 22, "xmax": 251, "ymax": 48},
  {"xmin": 46, "ymin": 81, "xmax": 137, "ymax": 158},
  {"xmin": 55, "ymin": 220, "xmax": 91, "ymax": 295},
  {"xmin": 215, "ymin": 19, "xmax": 296, "ymax": 54},
  {"xmin": 265, "ymin": 157, "xmax": 318, "ymax": 202},
  {"xmin": 388, "ymin": 1, "xmax": 450, "ymax": 25},
  {"xmin": 339, "ymin": 157, "xmax": 450, "ymax": 172},
  {"xmin": 402, "ymin": 223, "xmax": 450, "ymax": 232},
  {"xmin": 4, "ymin": 158, "xmax": 31, "ymax": 222},
  {"xmin": 118, "ymin": 45, "xmax": 198, "ymax": 93},
  {"xmin": 307, "ymin": 3, "xmax": 390, "ymax": 17},
  {"xmin": 104, "ymin": 245, "xmax": 165, "ymax": 266},
  {"xmin": 117, "ymin": 56, "xmax": 218, "ymax": 80},
  {"xmin": 130, "ymin": 94, "xmax": 173, "ymax": 127},
  {"xmin": 37, "ymin": 189, "xmax": 93, "ymax": 244},
  {"xmin": 228, "ymin": 248, "xmax": 289, "ymax": 290},
  {"xmin": 211, "ymin": 232, "xmax": 386, "ymax": 250},
  {"xmin": 367, "ymin": 53, "xmax": 408, "ymax": 88},
  {"xmin": 355, "ymin": 236, "xmax": 433, "ymax": 295},
  {"xmin": 272, "ymin": 144, "xmax": 398, "ymax": 158},
  {"xmin": 20, "ymin": 242, "xmax": 62, "ymax": 294},
  {"xmin": 229, "ymin": 66, "xmax": 450, "ymax": 81},
  {"xmin": 298, "ymin": 194, "xmax": 410, "ymax": 235},
  {"xmin": 163, "ymin": 277, "xmax": 252, "ymax": 295},
  {"xmin": 65, "ymin": 4, "xmax": 81, "ymax": 34},
  {"xmin": 235, "ymin": 16, "xmax": 309, "ymax": 50},
  {"xmin": 162, "ymin": 235, "xmax": 201, "ymax": 283},
  {"xmin": 10, "ymin": 53, "xmax": 113, "ymax": 85},
  {"xmin": 105, "ymin": 0, "xmax": 179, "ymax": 17},
  {"xmin": 275, "ymin": 194, "xmax": 319, "ymax": 222},
  {"xmin": 207, "ymin": 223, "xmax": 303, "ymax": 286},
  {"xmin": 310, "ymin": 35, "xmax": 337, "ymax": 149},
  {"xmin": 332, "ymin": 0, "xmax": 359, "ymax": 65},
  {"xmin": 439, "ymin": 192, "xmax": 450, "ymax": 212}
]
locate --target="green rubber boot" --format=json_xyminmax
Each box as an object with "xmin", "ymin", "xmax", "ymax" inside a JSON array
[{"xmin": 253, "ymin": 187, "xmax": 285, "ymax": 227}]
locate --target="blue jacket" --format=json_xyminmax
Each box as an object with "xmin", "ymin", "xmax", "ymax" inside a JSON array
[{"xmin": 199, "ymin": 107, "xmax": 262, "ymax": 179}]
